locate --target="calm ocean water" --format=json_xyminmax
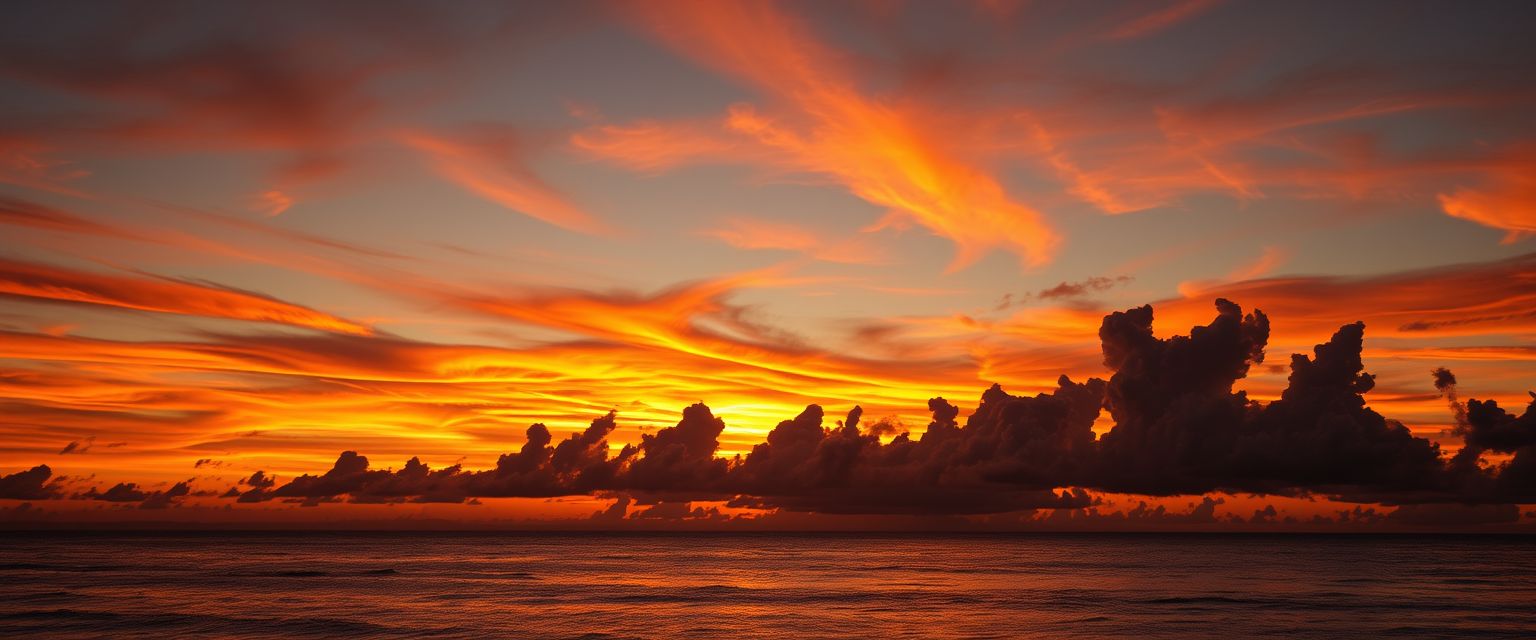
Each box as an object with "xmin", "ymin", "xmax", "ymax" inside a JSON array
[{"xmin": 1, "ymin": 533, "xmax": 1533, "ymax": 638}]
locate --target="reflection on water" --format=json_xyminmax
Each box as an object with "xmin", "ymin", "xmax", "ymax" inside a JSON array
[{"xmin": 1, "ymin": 533, "xmax": 1533, "ymax": 638}]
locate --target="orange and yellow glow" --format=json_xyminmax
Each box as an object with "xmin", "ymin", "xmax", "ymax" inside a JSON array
[{"xmin": 1, "ymin": 0, "xmax": 1534, "ymax": 529}]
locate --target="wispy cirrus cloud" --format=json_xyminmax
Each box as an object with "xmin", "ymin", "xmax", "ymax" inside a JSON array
[
  {"xmin": 0, "ymin": 257, "xmax": 373, "ymax": 335},
  {"xmin": 399, "ymin": 129, "xmax": 613, "ymax": 235},
  {"xmin": 581, "ymin": 0, "xmax": 1060, "ymax": 271},
  {"xmin": 1438, "ymin": 151, "xmax": 1536, "ymax": 242},
  {"xmin": 697, "ymin": 217, "xmax": 886, "ymax": 265}
]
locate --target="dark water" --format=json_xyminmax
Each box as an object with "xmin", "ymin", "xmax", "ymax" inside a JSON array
[{"xmin": 1, "ymin": 533, "xmax": 1534, "ymax": 639}]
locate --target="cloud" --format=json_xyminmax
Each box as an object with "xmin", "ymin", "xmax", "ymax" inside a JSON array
[
  {"xmin": 1453, "ymin": 386, "xmax": 1536, "ymax": 500},
  {"xmin": 0, "ymin": 257, "xmax": 373, "ymax": 335},
  {"xmin": 1095, "ymin": 299, "xmax": 1271, "ymax": 494},
  {"xmin": 1177, "ymin": 246, "xmax": 1290, "ymax": 297},
  {"xmin": 86, "ymin": 482, "xmax": 145, "ymax": 502},
  {"xmin": 1439, "ymin": 163, "xmax": 1536, "ymax": 242},
  {"xmin": 1099, "ymin": 0, "xmax": 1221, "ymax": 41},
  {"xmin": 76, "ymin": 480, "xmax": 192, "ymax": 509},
  {"xmin": 0, "ymin": 2, "xmax": 505, "ymax": 203},
  {"xmin": 59, "ymin": 436, "xmax": 95, "ymax": 455},
  {"xmin": 1145, "ymin": 252, "xmax": 1536, "ymax": 345},
  {"xmin": 0, "ymin": 465, "xmax": 57, "ymax": 500},
  {"xmin": 44, "ymin": 298, "xmax": 1501, "ymax": 516},
  {"xmin": 398, "ymin": 129, "xmax": 612, "ymax": 235},
  {"xmin": 571, "ymin": 120, "xmax": 762, "ymax": 172},
  {"xmin": 724, "ymin": 384, "xmax": 1104, "ymax": 514},
  {"xmin": 587, "ymin": 0, "xmax": 1060, "ymax": 270},
  {"xmin": 0, "ymin": 196, "xmax": 146, "ymax": 242},
  {"xmin": 1, "ymin": 251, "xmax": 1529, "ymax": 512},
  {"xmin": 1035, "ymin": 276, "xmax": 1134, "ymax": 301},
  {"xmin": 697, "ymin": 217, "xmax": 885, "ymax": 265},
  {"xmin": 139, "ymin": 481, "xmax": 191, "ymax": 509},
  {"xmin": 1234, "ymin": 321, "xmax": 1444, "ymax": 496},
  {"xmin": 0, "ymin": 137, "xmax": 91, "ymax": 195}
]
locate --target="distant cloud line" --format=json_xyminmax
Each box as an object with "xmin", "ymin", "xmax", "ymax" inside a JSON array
[{"xmin": 4, "ymin": 299, "xmax": 1532, "ymax": 514}]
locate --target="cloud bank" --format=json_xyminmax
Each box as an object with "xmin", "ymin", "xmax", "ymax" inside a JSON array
[{"xmin": 12, "ymin": 299, "xmax": 1523, "ymax": 515}]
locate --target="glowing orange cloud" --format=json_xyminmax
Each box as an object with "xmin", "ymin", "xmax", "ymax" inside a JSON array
[
  {"xmin": 588, "ymin": 0, "xmax": 1059, "ymax": 270},
  {"xmin": 571, "ymin": 120, "xmax": 760, "ymax": 172},
  {"xmin": 399, "ymin": 130, "xmax": 612, "ymax": 235},
  {"xmin": 0, "ymin": 257, "xmax": 373, "ymax": 335},
  {"xmin": 1152, "ymin": 254, "xmax": 1536, "ymax": 344},
  {"xmin": 697, "ymin": 217, "xmax": 885, "ymax": 265},
  {"xmin": 1177, "ymin": 246, "xmax": 1290, "ymax": 297},
  {"xmin": 1439, "ymin": 168, "xmax": 1536, "ymax": 243},
  {"xmin": 252, "ymin": 189, "xmax": 294, "ymax": 217}
]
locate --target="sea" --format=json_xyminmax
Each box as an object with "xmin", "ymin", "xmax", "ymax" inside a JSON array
[{"xmin": 1, "ymin": 532, "xmax": 1533, "ymax": 638}]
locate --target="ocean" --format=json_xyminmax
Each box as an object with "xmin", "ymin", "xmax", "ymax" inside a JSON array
[{"xmin": 1, "ymin": 533, "xmax": 1533, "ymax": 638}]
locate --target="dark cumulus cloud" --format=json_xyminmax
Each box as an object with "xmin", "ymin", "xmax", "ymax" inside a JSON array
[
  {"xmin": 78, "ymin": 480, "xmax": 192, "ymax": 509},
  {"xmin": 1095, "ymin": 299, "xmax": 1270, "ymax": 494},
  {"xmin": 1455, "ymin": 388, "xmax": 1536, "ymax": 500},
  {"xmin": 10, "ymin": 299, "xmax": 1533, "ymax": 516},
  {"xmin": 0, "ymin": 464, "xmax": 57, "ymax": 500},
  {"xmin": 1434, "ymin": 365, "xmax": 1536, "ymax": 501},
  {"xmin": 225, "ymin": 299, "xmax": 1532, "ymax": 513}
]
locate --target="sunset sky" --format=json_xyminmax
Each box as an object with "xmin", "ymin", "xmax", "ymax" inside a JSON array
[{"xmin": 2, "ymin": 0, "xmax": 1534, "ymax": 529}]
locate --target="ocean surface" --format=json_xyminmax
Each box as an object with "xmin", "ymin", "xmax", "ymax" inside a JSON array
[{"xmin": 1, "ymin": 533, "xmax": 1533, "ymax": 638}]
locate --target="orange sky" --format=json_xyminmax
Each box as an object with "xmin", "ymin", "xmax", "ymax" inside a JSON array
[{"xmin": 1, "ymin": 0, "xmax": 1534, "ymax": 530}]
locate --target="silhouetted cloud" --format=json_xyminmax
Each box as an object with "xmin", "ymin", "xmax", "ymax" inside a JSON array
[
  {"xmin": 1037, "ymin": 276, "xmax": 1133, "ymax": 301},
  {"xmin": 178, "ymin": 302, "xmax": 1536, "ymax": 511},
  {"xmin": 87, "ymin": 482, "xmax": 146, "ymax": 503},
  {"xmin": 139, "ymin": 482, "xmax": 191, "ymax": 509},
  {"xmin": 1235, "ymin": 322, "xmax": 1443, "ymax": 496},
  {"xmin": 0, "ymin": 465, "xmax": 56, "ymax": 500},
  {"xmin": 58, "ymin": 436, "xmax": 94, "ymax": 455},
  {"xmin": 7, "ymin": 300, "xmax": 1532, "ymax": 518},
  {"xmin": 1458, "ymin": 389, "xmax": 1536, "ymax": 499},
  {"xmin": 1095, "ymin": 298, "xmax": 1270, "ymax": 494},
  {"xmin": 621, "ymin": 403, "xmax": 729, "ymax": 494}
]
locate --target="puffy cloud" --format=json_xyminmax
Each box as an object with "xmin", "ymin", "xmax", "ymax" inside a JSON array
[
  {"xmin": 80, "ymin": 479, "xmax": 194, "ymax": 507},
  {"xmin": 1234, "ymin": 322, "xmax": 1443, "ymax": 495},
  {"xmin": 725, "ymin": 380, "xmax": 1105, "ymax": 515},
  {"xmin": 8, "ymin": 299, "xmax": 1532, "ymax": 519},
  {"xmin": 225, "ymin": 299, "xmax": 1489, "ymax": 511},
  {"xmin": 1456, "ymin": 390, "xmax": 1536, "ymax": 499},
  {"xmin": 91, "ymin": 482, "xmax": 148, "ymax": 503},
  {"xmin": 0, "ymin": 465, "xmax": 56, "ymax": 500},
  {"xmin": 620, "ymin": 403, "xmax": 730, "ymax": 494},
  {"xmin": 1095, "ymin": 299, "xmax": 1270, "ymax": 494},
  {"xmin": 139, "ymin": 482, "xmax": 191, "ymax": 509}
]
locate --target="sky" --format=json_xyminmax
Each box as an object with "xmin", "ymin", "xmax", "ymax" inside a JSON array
[{"xmin": 1, "ymin": 0, "xmax": 1535, "ymax": 530}]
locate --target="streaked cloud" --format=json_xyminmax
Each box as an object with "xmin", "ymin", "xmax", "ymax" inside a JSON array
[
  {"xmin": 0, "ymin": 257, "xmax": 373, "ymax": 335},
  {"xmin": 400, "ymin": 130, "xmax": 613, "ymax": 235}
]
